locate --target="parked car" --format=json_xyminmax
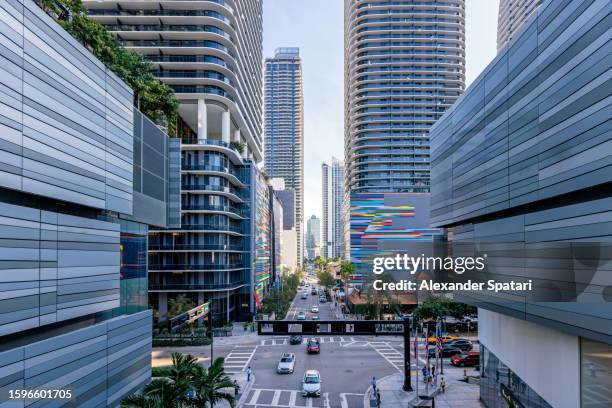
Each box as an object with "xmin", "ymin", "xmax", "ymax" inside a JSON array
[
  {"xmin": 427, "ymin": 335, "xmax": 457, "ymax": 345},
  {"xmin": 302, "ymin": 370, "xmax": 321, "ymax": 397},
  {"xmin": 310, "ymin": 305, "xmax": 319, "ymax": 313},
  {"xmin": 451, "ymin": 352, "xmax": 480, "ymax": 367},
  {"xmin": 290, "ymin": 335, "xmax": 303, "ymax": 345},
  {"xmin": 446, "ymin": 339, "xmax": 473, "ymax": 351},
  {"xmin": 277, "ymin": 353, "xmax": 296, "ymax": 374},
  {"xmin": 297, "ymin": 312, "xmax": 306, "ymax": 320},
  {"xmin": 427, "ymin": 344, "xmax": 463, "ymax": 358},
  {"xmin": 306, "ymin": 338, "xmax": 320, "ymax": 354}
]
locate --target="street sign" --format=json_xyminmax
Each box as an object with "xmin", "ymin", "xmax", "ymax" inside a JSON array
[{"xmin": 169, "ymin": 302, "xmax": 210, "ymax": 333}]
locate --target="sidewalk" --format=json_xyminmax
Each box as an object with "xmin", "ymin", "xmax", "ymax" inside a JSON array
[
  {"xmin": 364, "ymin": 367, "xmax": 483, "ymax": 407},
  {"xmin": 217, "ymin": 371, "xmax": 254, "ymax": 408}
]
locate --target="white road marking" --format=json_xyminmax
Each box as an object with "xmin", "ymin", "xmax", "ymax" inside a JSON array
[
  {"xmin": 339, "ymin": 393, "xmax": 362, "ymax": 408},
  {"xmin": 224, "ymin": 345, "xmax": 257, "ymax": 373}
]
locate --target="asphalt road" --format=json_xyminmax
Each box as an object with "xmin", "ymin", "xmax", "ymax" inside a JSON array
[
  {"xmin": 152, "ymin": 274, "xmax": 475, "ymax": 408},
  {"xmin": 286, "ymin": 278, "xmax": 339, "ymax": 321}
]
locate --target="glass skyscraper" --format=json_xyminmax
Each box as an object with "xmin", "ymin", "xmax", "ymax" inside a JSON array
[
  {"xmin": 344, "ymin": 0, "xmax": 466, "ymax": 193},
  {"xmin": 322, "ymin": 158, "xmax": 345, "ymax": 259},
  {"xmin": 264, "ymin": 47, "xmax": 304, "ymax": 266}
]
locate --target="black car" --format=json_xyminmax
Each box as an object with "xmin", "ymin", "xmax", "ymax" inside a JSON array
[
  {"xmin": 446, "ymin": 339, "xmax": 473, "ymax": 351},
  {"xmin": 427, "ymin": 344, "xmax": 463, "ymax": 358},
  {"xmin": 290, "ymin": 335, "xmax": 303, "ymax": 345}
]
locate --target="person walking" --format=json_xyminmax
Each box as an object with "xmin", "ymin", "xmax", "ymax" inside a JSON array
[
  {"xmin": 246, "ymin": 366, "xmax": 252, "ymax": 382},
  {"xmin": 371, "ymin": 376, "xmax": 377, "ymax": 392},
  {"xmin": 440, "ymin": 377, "xmax": 446, "ymax": 393},
  {"xmin": 376, "ymin": 389, "xmax": 381, "ymax": 408}
]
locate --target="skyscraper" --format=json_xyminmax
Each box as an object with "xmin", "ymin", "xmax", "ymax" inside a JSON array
[
  {"xmin": 321, "ymin": 163, "xmax": 332, "ymax": 258},
  {"xmin": 344, "ymin": 0, "xmax": 466, "ymax": 194},
  {"xmin": 331, "ymin": 158, "xmax": 345, "ymax": 258},
  {"xmin": 264, "ymin": 47, "xmax": 304, "ymax": 266},
  {"xmin": 497, "ymin": 0, "xmax": 542, "ymax": 52},
  {"xmin": 86, "ymin": 0, "xmax": 265, "ymax": 323},
  {"xmin": 322, "ymin": 158, "xmax": 345, "ymax": 259},
  {"xmin": 306, "ymin": 215, "xmax": 321, "ymax": 260}
]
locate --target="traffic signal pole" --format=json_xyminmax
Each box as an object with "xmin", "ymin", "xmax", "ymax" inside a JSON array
[{"xmin": 402, "ymin": 317, "xmax": 413, "ymax": 391}]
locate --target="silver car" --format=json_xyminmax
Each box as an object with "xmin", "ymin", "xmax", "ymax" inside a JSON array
[{"xmin": 277, "ymin": 352, "xmax": 296, "ymax": 374}]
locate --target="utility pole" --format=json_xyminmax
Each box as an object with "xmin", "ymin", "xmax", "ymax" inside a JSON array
[{"xmin": 209, "ymin": 301, "xmax": 214, "ymax": 364}]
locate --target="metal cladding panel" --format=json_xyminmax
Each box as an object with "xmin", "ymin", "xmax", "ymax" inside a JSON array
[
  {"xmin": 0, "ymin": 310, "xmax": 152, "ymax": 408},
  {"xmin": 430, "ymin": 0, "xmax": 612, "ymax": 227},
  {"xmin": 0, "ymin": 202, "xmax": 121, "ymax": 337},
  {"xmin": 0, "ymin": 0, "xmax": 133, "ymax": 215}
]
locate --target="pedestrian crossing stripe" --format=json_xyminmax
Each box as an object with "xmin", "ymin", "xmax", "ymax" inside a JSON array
[
  {"xmin": 224, "ymin": 345, "xmax": 257, "ymax": 373},
  {"xmin": 243, "ymin": 388, "xmax": 330, "ymax": 408}
]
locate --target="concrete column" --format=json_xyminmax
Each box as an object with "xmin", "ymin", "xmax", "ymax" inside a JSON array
[
  {"xmin": 221, "ymin": 110, "xmax": 231, "ymax": 144},
  {"xmin": 197, "ymin": 99, "xmax": 207, "ymax": 142},
  {"xmin": 233, "ymin": 128, "xmax": 241, "ymax": 143},
  {"xmin": 159, "ymin": 292, "xmax": 168, "ymax": 322}
]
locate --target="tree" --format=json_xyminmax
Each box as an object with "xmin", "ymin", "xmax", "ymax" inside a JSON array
[
  {"xmin": 316, "ymin": 268, "xmax": 335, "ymax": 289},
  {"xmin": 412, "ymin": 297, "xmax": 475, "ymax": 321},
  {"xmin": 121, "ymin": 354, "xmax": 239, "ymax": 408},
  {"xmin": 167, "ymin": 294, "xmax": 196, "ymax": 320},
  {"xmin": 191, "ymin": 357, "xmax": 239, "ymax": 408},
  {"xmin": 340, "ymin": 261, "xmax": 356, "ymax": 291},
  {"xmin": 35, "ymin": 0, "xmax": 179, "ymax": 136},
  {"xmin": 314, "ymin": 256, "xmax": 326, "ymax": 272}
]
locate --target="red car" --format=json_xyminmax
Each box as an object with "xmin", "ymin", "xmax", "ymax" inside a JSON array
[
  {"xmin": 451, "ymin": 351, "xmax": 480, "ymax": 367},
  {"xmin": 306, "ymin": 338, "xmax": 320, "ymax": 354}
]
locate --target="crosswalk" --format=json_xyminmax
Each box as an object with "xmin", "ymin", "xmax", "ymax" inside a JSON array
[
  {"xmin": 243, "ymin": 388, "xmax": 330, "ymax": 408},
  {"xmin": 370, "ymin": 341, "xmax": 405, "ymax": 371},
  {"xmin": 224, "ymin": 345, "xmax": 257, "ymax": 373}
]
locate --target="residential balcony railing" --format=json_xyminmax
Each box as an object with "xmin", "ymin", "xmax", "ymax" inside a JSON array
[
  {"xmin": 181, "ymin": 204, "xmax": 248, "ymax": 217},
  {"xmin": 149, "ymin": 282, "xmax": 245, "ymax": 291},
  {"xmin": 149, "ymin": 263, "xmax": 245, "ymax": 271},
  {"xmin": 170, "ymin": 85, "xmax": 235, "ymax": 101},
  {"xmin": 149, "ymin": 244, "xmax": 245, "ymax": 251},
  {"xmin": 148, "ymin": 55, "xmax": 236, "ymax": 72},
  {"xmin": 88, "ymin": 9, "xmax": 232, "ymax": 25},
  {"xmin": 105, "ymin": 25, "xmax": 232, "ymax": 41},
  {"xmin": 181, "ymin": 184, "xmax": 247, "ymax": 199},
  {"xmin": 177, "ymin": 224, "xmax": 245, "ymax": 233}
]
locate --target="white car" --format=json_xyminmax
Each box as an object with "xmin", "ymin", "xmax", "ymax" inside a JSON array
[
  {"xmin": 277, "ymin": 353, "xmax": 296, "ymax": 374},
  {"xmin": 311, "ymin": 315, "xmax": 320, "ymax": 320},
  {"xmin": 310, "ymin": 305, "xmax": 319, "ymax": 313},
  {"xmin": 302, "ymin": 370, "xmax": 321, "ymax": 397},
  {"xmin": 297, "ymin": 312, "xmax": 306, "ymax": 320}
]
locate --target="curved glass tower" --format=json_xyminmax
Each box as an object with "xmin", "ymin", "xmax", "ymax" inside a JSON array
[
  {"xmin": 344, "ymin": 0, "xmax": 465, "ymax": 193},
  {"xmin": 86, "ymin": 0, "xmax": 263, "ymax": 323}
]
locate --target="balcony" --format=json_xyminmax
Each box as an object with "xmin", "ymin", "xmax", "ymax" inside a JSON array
[
  {"xmin": 180, "ymin": 204, "xmax": 248, "ymax": 217},
  {"xmin": 149, "ymin": 282, "xmax": 246, "ymax": 291},
  {"xmin": 149, "ymin": 244, "xmax": 245, "ymax": 251},
  {"xmin": 177, "ymin": 224, "xmax": 245, "ymax": 233},
  {"xmin": 149, "ymin": 263, "xmax": 245, "ymax": 271}
]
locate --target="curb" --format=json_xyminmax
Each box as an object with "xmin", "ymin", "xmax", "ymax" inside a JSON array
[
  {"xmin": 362, "ymin": 372, "xmax": 401, "ymax": 408},
  {"xmin": 237, "ymin": 373, "xmax": 255, "ymax": 407}
]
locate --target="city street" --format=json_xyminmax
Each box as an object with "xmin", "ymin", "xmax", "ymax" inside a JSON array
[{"xmin": 152, "ymin": 276, "xmax": 482, "ymax": 408}]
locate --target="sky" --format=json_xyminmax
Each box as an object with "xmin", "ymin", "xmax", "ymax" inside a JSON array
[{"xmin": 263, "ymin": 0, "xmax": 500, "ymax": 221}]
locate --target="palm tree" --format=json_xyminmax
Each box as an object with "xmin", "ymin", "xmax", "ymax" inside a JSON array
[
  {"xmin": 121, "ymin": 378, "xmax": 191, "ymax": 408},
  {"xmin": 192, "ymin": 357, "xmax": 239, "ymax": 408}
]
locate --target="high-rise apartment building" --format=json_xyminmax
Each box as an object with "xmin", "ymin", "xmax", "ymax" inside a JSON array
[
  {"xmin": 322, "ymin": 158, "xmax": 345, "ymax": 259},
  {"xmin": 264, "ymin": 47, "xmax": 304, "ymax": 267},
  {"xmin": 331, "ymin": 158, "xmax": 345, "ymax": 258},
  {"xmin": 497, "ymin": 0, "xmax": 542, "ymax": 52},
  {"xmin": 86, "ymin": 0, "xmax": 266, "ymax": 323},
  {"xmin": 431, "ymin": 0, "xmax": 611, "ymax": 406},
  {"xmin": 0, "ymin": 1, "xmax": 179, "ymax": 404},
  {"xmin": 306, "ymin": 215, "xmax": 321, "ymax": 260},
  {"xmin": 344, "ymin": 0, "xmax": 465, "ymax": 194},
  {"xmin": 321, "ymin": 163, "xmax": 332, "ymax": 258}
]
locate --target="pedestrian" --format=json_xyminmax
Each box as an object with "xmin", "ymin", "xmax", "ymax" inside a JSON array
[
  {"xmin": 246, "ymin": 366, "xmax": 252, "ymax": 382},
  {"xmin": 371, "ymin": 376, "xmax": 377, "ymax": 392},
  {"xmin": 440, "ymin": 377, "xmax": 446, "ymax": 393},
  {"xmin": 432, "ymin": 365, "xmax": 436, "ymax": 376},
  {"xmin": 376, "ymin": 389, "xmax": 381, "ymax": 408},
  {"xmin": 421, "ymin": 365, "xmax": 428, "ymax": 382}
]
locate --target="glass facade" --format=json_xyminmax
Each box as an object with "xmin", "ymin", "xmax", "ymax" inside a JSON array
[
  {"xmin": 480, "ymin": 345, "xmax": 553, "ymax": 408},
  {"xmin": 117, "ymin": 220, "xmax": 149, "ymax": 316}
]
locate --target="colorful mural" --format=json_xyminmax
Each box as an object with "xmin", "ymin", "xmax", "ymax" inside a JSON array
[
  {"xmin": 350, "ymin": 193, "xmax": 442, "ymax": 285},
  {"xmin": 254, "ymin": 171, "xmax": 272, "ymax": 301}
]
